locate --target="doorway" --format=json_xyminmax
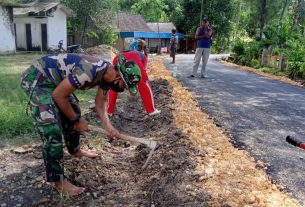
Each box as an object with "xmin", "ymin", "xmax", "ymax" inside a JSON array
[
  {"xmin": 41, "ymin": 24, "xmax": 47, "ymax": 51},
  {"xmin": 25, "ymin": 24, "xmax": 32, "ymax": 51}
]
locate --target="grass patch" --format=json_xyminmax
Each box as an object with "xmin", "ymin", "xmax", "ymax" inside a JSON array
[
  {"xmin": 74, "ymin": 89, "xmax": 97, "ymax": 109},
  {"xmin": 0, "ymin": 53, "xmax": 43, "ymax": 140},
  {"xmin": 258, "ymin": 67, "xmax": 289, "ymax": 77},
  {"xmin": 0, "ymin": 53, "xmax": 98, "ymax": 145}
]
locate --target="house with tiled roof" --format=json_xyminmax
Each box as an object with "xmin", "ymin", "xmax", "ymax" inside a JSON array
[
  {"xmin": 115, "ymin": 11, "xmax": 183, "ymax": 52},
  {"xmin": 146, "ymin": 22, "xmax": 183, "ymax": 52}
]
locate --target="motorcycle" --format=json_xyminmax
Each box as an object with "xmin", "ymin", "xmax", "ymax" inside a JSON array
[{"xmin": 48, "ymin": 40, "xmax": 84, "ymax": 54}]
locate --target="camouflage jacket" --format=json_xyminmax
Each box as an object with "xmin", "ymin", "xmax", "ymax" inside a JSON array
[{"xmin": 33, "ymin": 53, "xmax": 110, "ymax": 90}]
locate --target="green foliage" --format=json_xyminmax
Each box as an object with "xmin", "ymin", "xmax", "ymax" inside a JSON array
[
  {"xmin": 258, "ymin": 67, "xmax": 288, "ymax": 76},
  {"xmin": 97, "ymin": 27, "xmax": 118, "ymax": 45},
  {"xmin": 232, "ymin": 40, "xmax": 262, "ymax": 67},
  {"xmin": 178, "ymin": 0, "xmax": 234, "ymax": 37},
  {"xmin": 284, "ymin": 38, "xmax": 305, "ymax": 62},
  {"xmin": 119, "ymin": 0, "xmax": 139, "ymax": 12},
  {"xmin": 281, "ymin": 37, "xmax": 305, "ymax": 79},
  {"xmin": 247, "ymin": 41, "xmax": 261, "ymax": 59},
  {"xmin": 0, "ymin": 54, "xmax": 99, "ymax": 141},
  {"xmin": 287, "ymin": 62, "xmax": 305, "ymax": 79},
  {"xmin": 131, "ymin": 0, "xmax": 169, "ymax": 22},
  {"xmin": 61, "ymin": 0, "xmax": 119, "ymax": 44},
  {"xmin": 0, "ymin": 54, "xmax": 43, "ymax": 138},
  {"xmin": 232, "ymin": 41, "xmax": 245, "ymax": 56},
  {"xmin": 251, "ymin": 59, "xmax": 260, "ymax": 68},
  {"xmin": 272, "ymin": 47, "xmax": 280, "ymax": 56},
  {"xmin": 212, "ymin": 37, "xmax": 230, "ymax": 53},
  {"xmin": 86, "ymin": 32, "xmax": 99, "ymax": 40}
]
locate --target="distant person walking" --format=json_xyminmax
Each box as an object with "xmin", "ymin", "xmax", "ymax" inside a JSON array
[
  {"xmin": 129, "ymin": 38, "xmax": 139, "ymax": 51},
  {"xmin": 170, "ymin": 29, "xmax": 179, "ymax": 64},
  {"xmin": 189, "ymin": 17, "xmax": 212, "ymax": 78}
]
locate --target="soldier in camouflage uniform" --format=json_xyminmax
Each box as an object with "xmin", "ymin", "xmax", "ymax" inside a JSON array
[{"xmin": 20, "ymin": 53, "xmax": 141, "ymax": 196}]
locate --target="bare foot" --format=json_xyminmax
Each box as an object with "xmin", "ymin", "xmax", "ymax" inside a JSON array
[
  {"xmin": 55, "ymin": 180, "xmax": 85, "ymax": 196},
  {"xmin": 72, "ymin": 149, "xmax": 99, "ymax": 158}
]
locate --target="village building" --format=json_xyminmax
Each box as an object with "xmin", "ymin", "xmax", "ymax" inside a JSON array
[
  {"xmin": 146, "ymin": 22, "xmax": 183, "ymax": 52},
  {"xmin": 0, "ymin": 3, "xmax": 19, "ymax": 54},
  {"xmin": 116, "ymin": 12, "xmax": 184, "ymax": 53},
  {"xmin": 13, "ymin": 0, "xmax": 72, "ymax": 51}
]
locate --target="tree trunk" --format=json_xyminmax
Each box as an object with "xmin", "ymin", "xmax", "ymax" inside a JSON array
[
  {"xmin": 82, "ymin": 16, "xmax": 88, "ymax": 46},
  {"xmin": 259, "ymin": 0, "xmax": 267, "ymax": 39},
  {"xmin": 277, "ymin": 0, "xmax": 290, "ymax": 46},
  {"xmin": 279, "ymin": 0, "xmax": 289, "ymax": 24}
]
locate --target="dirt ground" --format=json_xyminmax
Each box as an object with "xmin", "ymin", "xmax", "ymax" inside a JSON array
[
  {"xmin": 0, "ymin": 56, "xmax": 302, "ymax": 207},
  {"xmin": 84, "ymin": 45, "xmax": 118, "ymax": 62}
]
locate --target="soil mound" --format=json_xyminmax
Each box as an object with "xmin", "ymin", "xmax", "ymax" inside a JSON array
[{"xmin": 85, "ymin": 44, "xmax": 118, "ymax": 62}]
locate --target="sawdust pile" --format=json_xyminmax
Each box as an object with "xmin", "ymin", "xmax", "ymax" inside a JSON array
[
  {"xmin": 148, "ymin": 57, "xmax": 301, "ymax": 206},
  {"xmin": 220, "ymin": 60, "xmax": 304, "ymax": 87},
  {"xmin": 85, "ymin": 44, "xmax": 118, "ymax": 62}
]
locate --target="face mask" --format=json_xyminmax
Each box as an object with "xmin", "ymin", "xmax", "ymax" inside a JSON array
[{"xmin": 109, "ymin": 78, "xmax": 124, "ymax": 92}]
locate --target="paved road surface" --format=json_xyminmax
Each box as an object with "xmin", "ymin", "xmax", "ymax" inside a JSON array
[{"xmin": 164, "ymin": 54, "xmax": 305, "ymax": 205}]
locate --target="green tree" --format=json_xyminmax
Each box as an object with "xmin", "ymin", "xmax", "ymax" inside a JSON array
[
  {"xmin": 130, "ymin": 0, "xmax": 169, "ymax": 22},
  {"xmin": 119, "ymin": 0, "xmax": 139, "ymax": 12},
  {"xmin": 175, "ymin": 0, "xmax": 233, "ymax": 52},
  {"xmin": 61, "ymin": 0, "xmax": 119, "ymax": 44}
]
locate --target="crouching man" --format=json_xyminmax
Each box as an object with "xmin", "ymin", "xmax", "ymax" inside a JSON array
[{"xmin": 20, "ymin": 53, "xmax": 141, "ymax": 196}]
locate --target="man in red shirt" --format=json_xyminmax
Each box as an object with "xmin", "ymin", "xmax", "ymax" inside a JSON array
[{"xmin": 107, "ymin": 49, "xmax": 160, "ymax": 116}]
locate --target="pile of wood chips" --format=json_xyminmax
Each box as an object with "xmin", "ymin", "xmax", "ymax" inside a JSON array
[
  {"xmin": 220, "ymin": 60, "xmax": 303, "ymax": 87},
  {"xmin": 148, "ymin": 57, "xmax": 301, "ymax": 207}
]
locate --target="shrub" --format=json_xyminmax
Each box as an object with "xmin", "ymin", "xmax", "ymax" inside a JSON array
[
  {"xmin": 232, "ymin": 41, "xmax": 245, "ymax": 56},
  {"xmin": 288, "ymin": 61, "xmax": 304, "ymax": 79},
  {"xmin": 272, "ymin": 47, "xmax": 280, "ymax": 56},
  {"xmin": 247, "ymin": 42, "xmax": 261, "ymax": 59},
  {"xmin": 251, "ymin": 59, "xmax": 260, "ymax": 68}
]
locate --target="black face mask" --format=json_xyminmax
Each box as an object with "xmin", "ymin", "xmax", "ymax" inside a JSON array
[{"xmin": 109, "ymin": 78, "xmax": 124, "ymax": 92}]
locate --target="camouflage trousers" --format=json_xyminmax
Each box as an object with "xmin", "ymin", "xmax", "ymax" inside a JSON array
[{"xmin": 20, "ymin": 65, "xmax": 81, "ymax": 182}]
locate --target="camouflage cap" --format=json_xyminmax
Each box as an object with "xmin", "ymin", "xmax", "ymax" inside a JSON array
[{"xmin": 117, "ymin": 55, "xmax": 142, "ymax": 95}]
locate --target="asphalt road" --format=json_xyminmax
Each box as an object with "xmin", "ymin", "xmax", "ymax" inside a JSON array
[{"xmin": 164, "ymin": 54, "xmax": 305, "ymax": 205}]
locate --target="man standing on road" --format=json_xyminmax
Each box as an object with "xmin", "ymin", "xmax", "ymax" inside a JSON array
[
  {"xmin": 20, "ymin": 53, "xmax": 141, "ymax": 196},
  {"xmin": 189, "ymin": 17, "xmax": 212, "ymax": 78},
  {"xmin": 170, "ymin": 29, "xmax": 179, "ymax": 64}
]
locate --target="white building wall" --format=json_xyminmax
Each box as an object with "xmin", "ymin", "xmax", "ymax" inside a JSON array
[
  {"xmin": 15, "ymin": 22, "xmax": 26, "ymax": 49},
  {"xmin": 48, "ymin": 8, "xmax": 67, "ymax": 49},
  {"xmin": 0, "ymin": 6, "xmax": 15, "ymax": 53},
  {"xmin": 14, "ymin": 17, "xmax": 47, "ymax": 50}
]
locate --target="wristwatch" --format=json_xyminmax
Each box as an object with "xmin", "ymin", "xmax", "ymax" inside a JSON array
[{"xmin": 70, "ymin": 114, "xmax": 81, "ymax": 123}]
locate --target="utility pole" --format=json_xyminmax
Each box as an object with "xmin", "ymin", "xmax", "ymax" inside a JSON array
[
  {"xmin": 157, "ymin": 11, "xmax": 161, "ymax": 55},
  {"xmin": 200, "ymin": 0, "xmax": 204, "ymax": 24},
  {"xmin": 157, "ymin": 21, "xmax": 161, "ymax": 55}
]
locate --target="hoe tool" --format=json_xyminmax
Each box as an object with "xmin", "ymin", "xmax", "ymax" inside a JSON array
[{"xmin": 88, "ymin": 125, "xmax": 157, "ymax": 169}]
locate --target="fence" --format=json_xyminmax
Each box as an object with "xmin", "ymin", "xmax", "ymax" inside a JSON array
[
  {"xmin": 67, "ymin": 32, "xmax": 100, "ymax": 48},
  {"xmin": 261, "ymin": 48, "xmax": 287, "ymax": 71}
]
